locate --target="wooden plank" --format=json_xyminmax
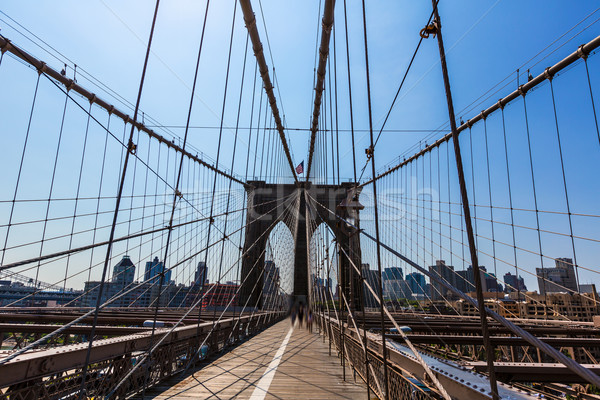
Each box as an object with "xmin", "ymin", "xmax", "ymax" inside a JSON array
[{"xmin": 140, "ymin": 320, "xmax": 369, "ymax": 399}]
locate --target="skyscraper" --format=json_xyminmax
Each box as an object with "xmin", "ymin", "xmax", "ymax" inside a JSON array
[
  {"xmin": 382, "ymin": 267, "xmax": 403, "ymax": 281},
  {"xmin": 194, "ymin": 261, "xmax": 208, "ymax": 287},
  {"xmin": 361, "ymin": 263, "xmax": 380, "ymax": 307},
  {"xmin": 455, "ymin": 269, "xmax": 473, "ymax": 293},
  {"xmin": 406, "ymin": 272, "xmax": 426, "ymax": 295},
  {"xmin": 459, "ymin": 265, "xmax": 495, "ymax": 293},
  {"xmin": 537, "ymin": 257, "xmax": 578, "ymax": 295},
  {"xmin": 112, "ymin": 255, "xmax": 135, "ymax": 285},
  {"xmin": 263, "ymin": 260, "xmax": 280, "ymax": 302},
  {"xmin": 429, "ymin": 260, "xmax": 456, "ymax": 301},
  {"xmin": 382, "ymin": 267, "xmax": 404, "ymax": 300},
  {"xmin": 504, "ymin": 272, "xmax": 527, "ymax": 293},
  {"xmin": 482, "ymin": 268, "xmax": 503, "ymax": 293},
  {"xmin": 144, "ymin": 257, "xmax": 171, "ymax": 285}
]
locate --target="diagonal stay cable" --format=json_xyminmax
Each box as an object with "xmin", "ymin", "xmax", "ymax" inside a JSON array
[
  {"xmin": 0, "ymin": 193, "xmax": 294, "ymax": 371},
  {"xmin": 238, "ymin": 0, "xmax": 298, "ymax": 182},
  {"xmin": 105, "ymin": 191, "xmax": 299, "ymax": 396},
  {"xmin": 310, "ymin": 193, "xmax": 600, "ymax": 389}
]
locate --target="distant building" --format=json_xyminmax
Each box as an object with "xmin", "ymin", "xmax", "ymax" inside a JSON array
[
  {"xmin": 406, "ymin": 272, "xmax": 426, "ymax": 295},
  {"xmin": 455, "ymin": 269, "xmax": 473, "ymax": 293},
  {"xmin": 429, "ymin": 260, "xmax": 456, "ymax": 301},
  {"xmin": 176, "ymin": 284, "xmax": 203, "ymax": 308},
  {"xmin": 82, "ymin": 280, "xmax": 153, "ymax": 308},
  {"xmin": 454, "ymin": 291, "xmax": 599, "ymax": 322},
  {"xmin": 113, "ymin": 255, "xmax": 135, "ymax": 285},
  {"xmin": 361, "ymin": 263, "xmax": 380, "ymax": 308},
  {"xmin": 0, "ymin": 273, "xmax": 83, "ymax": 307},
  {"xmin": 194, "ymin": 261, "xmax": 208, "ymax": 287},
  {"xmin": 580, "ymin": 284, "xmax": 599, "ymax": 297},
  {"xmin": 504, "ymin": 272, "xmax": 527, "ymax": 293},
  {"xmin": 165, "ymin": 284, "xmax": 191, "ymax": 308},
  {"xmin": 0, "ymin": 283, "xmax": 82, "ymax": 307},
  {"xmin": 455, "ymin": 265, "xmax": 501, "ymax": 294},
  {"xmin": 202, "ymin": 282, "xmax": 239, "ymax": 309},
  {"xmin": 263, "ymin": 260, "xmax": 280, "ymax": 306},
  {"xmin": 382, "ymin": 267, "xmax": 403, "ymax": 281},
  {"xmin": 84, "ymin": 256, "xmax": 153, "ymax": 308},
  {"xmin": 482, "ymin": 268, "xmax": 503, "ymax": 293},
  {"xmin": 537, "ymin": 257, "xmax": 578, "ymax": 295},
  {"xmin": 144, "ymin": 256, "xmax": 171, "ymax": 285},
  {"xmin": 384, "ymin": 279, "xmax": 411, "ymax": 300}
]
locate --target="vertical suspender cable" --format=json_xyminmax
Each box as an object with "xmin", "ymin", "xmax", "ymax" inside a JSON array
[
  {"xmin": 499, "ymin": 107, "xmax": 521, "ymax": 313},
  {"xmin": 333, "ymin": 26, "xmax": 340, "ymax": 185},
  {"xmin": 548, "ymin": 77, "xmax": 581, "ymax": 289},
  {"xmin": 1, "ymin": 74, "xmax": 40, "ymax": 266},
  {"xmin": 208, "ymin": 0, "xmax": 237, "ymax": 324},
  {"xmin": 88, "ymin": 113, "xmax": 112, "ymax": 284},
  {"xmin": 342, "ymin": 0, "xmax": 356, "ymax": 182},
  {"xmin": 152, "ymin": 0, "xmax": 211, "ymax": 341},
  {"xmin": 359, "ymin": 0, "xmax": 389, "ymax": 398},
  {"xmin": 521, "ymin": 92, "xmax": 548, "ymax": 316},
  {"xmin": 253, "ymin": 86, "xmax": 263, "ymax": 178},
  {"xmin": 239, "ymin": 0, "xmax": 298, "ymax": 181},
  {"xmin": 217, "ymin": 30, "xmax": 249, "ymax": 323},
  {"xmin": 79, "ymin": 1, "xmax": 161, "ymax": 397},
  {"xmin": 305, "ymin": 0, "xmax": 335, "ymax": 181}
]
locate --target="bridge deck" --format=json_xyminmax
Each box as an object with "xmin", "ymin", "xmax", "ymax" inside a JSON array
[{"xmin": 141, "ymin": 320, "xmax": 369, "ymax": 399}]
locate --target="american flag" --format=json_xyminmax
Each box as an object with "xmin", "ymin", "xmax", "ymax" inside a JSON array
[{"xmin": 295, "ymin": 161, "xmax": 304, "ymax": 175}]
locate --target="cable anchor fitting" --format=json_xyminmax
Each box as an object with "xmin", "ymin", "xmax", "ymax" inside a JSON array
[
  {"xmin": 37, "ymin": 61, "xmax": 47, "ymax": 76},
  {"xmin": 518, "ymin": 85, "xmax": 528, "ymax": 97},
  {"xmin": 365, "ymin": 146, "xmax": 374, "ymax": 159},
  {"xmin": 127, "ymin": 139, "xmax": 137, "ymax": 155},
  {"xmin": 420, "ymin": 21, "xmax": 438, "ymax": 39},
  {"xmin": 0, "ymin": 38, "xmax": 11, "ymax": 54},
  {"xmin": 577, "ymin": 44, "xmax": 588, "ymax": 60}
]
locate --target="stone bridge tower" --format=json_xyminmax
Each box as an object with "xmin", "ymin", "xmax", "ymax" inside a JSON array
[{"xmin": 239, "ymin": 181, "xmax": 363, "ymax": 311}]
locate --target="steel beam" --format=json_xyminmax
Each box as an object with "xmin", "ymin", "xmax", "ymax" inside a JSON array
[
  {"xmin": 391, "ymin": 334, "xmax": 600, "ymax": 348},
  {"xmin": 469, "ymin": 362, "xmax": 600, "ymax": 384},
  {"xmin": 0, "ymin": 312, "xmax": 280, "ymax": 388},
  {"xmin": 357, "ymin": 227, "xmax": 600, "ymax": 388},
  {"xmin": 0, "ymin": 323, "xmax": 149, "ymax": 336},
  {"xmin": 324, "ymin": 314, "xmax": 535, "ymax": 400}
]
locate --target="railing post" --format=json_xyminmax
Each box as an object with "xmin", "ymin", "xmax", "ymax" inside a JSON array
[
  {"xmin": 429, "ymin": 2, "xmax": 499, "ymax": 398},
  {"xmin": 359, "ymin": 277, "xmax": 371, "ymax": 399},
  {"xmin": 338, "ymin": 282, "xmax": 346, "ymax": 381}
]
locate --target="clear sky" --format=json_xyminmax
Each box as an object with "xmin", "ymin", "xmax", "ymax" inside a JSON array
[{"xmin": 0, "ymin": 1, "xmax": 599, "ymax": 293}]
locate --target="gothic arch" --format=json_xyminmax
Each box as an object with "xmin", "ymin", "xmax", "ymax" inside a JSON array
[{"xmin": 239, "ymin": 181, "xmax": 363, "ymax": 310}]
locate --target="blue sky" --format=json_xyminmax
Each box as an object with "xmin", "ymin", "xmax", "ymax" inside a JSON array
[
  {"xmin": 0, "ymin": 1, "xmax": 599, "ymax": 293},
  {"xmin": 1, "ymin": 1, "xmax": 596, "ymax": 178}
]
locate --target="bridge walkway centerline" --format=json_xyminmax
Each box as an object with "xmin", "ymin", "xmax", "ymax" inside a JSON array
[{"xmin": 138, "ymin": 320, "xmax": 369, "ymax": 399}]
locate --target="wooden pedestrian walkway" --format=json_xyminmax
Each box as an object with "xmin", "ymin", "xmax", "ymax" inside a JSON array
[{"xmin": 141, "ymin": 320, "xmax": 369, "ymax": 399}]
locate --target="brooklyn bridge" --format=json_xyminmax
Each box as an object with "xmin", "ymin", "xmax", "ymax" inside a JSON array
[{"xmin": 0, "ymin": 1, "xmax": 600, "ymax": 399}]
